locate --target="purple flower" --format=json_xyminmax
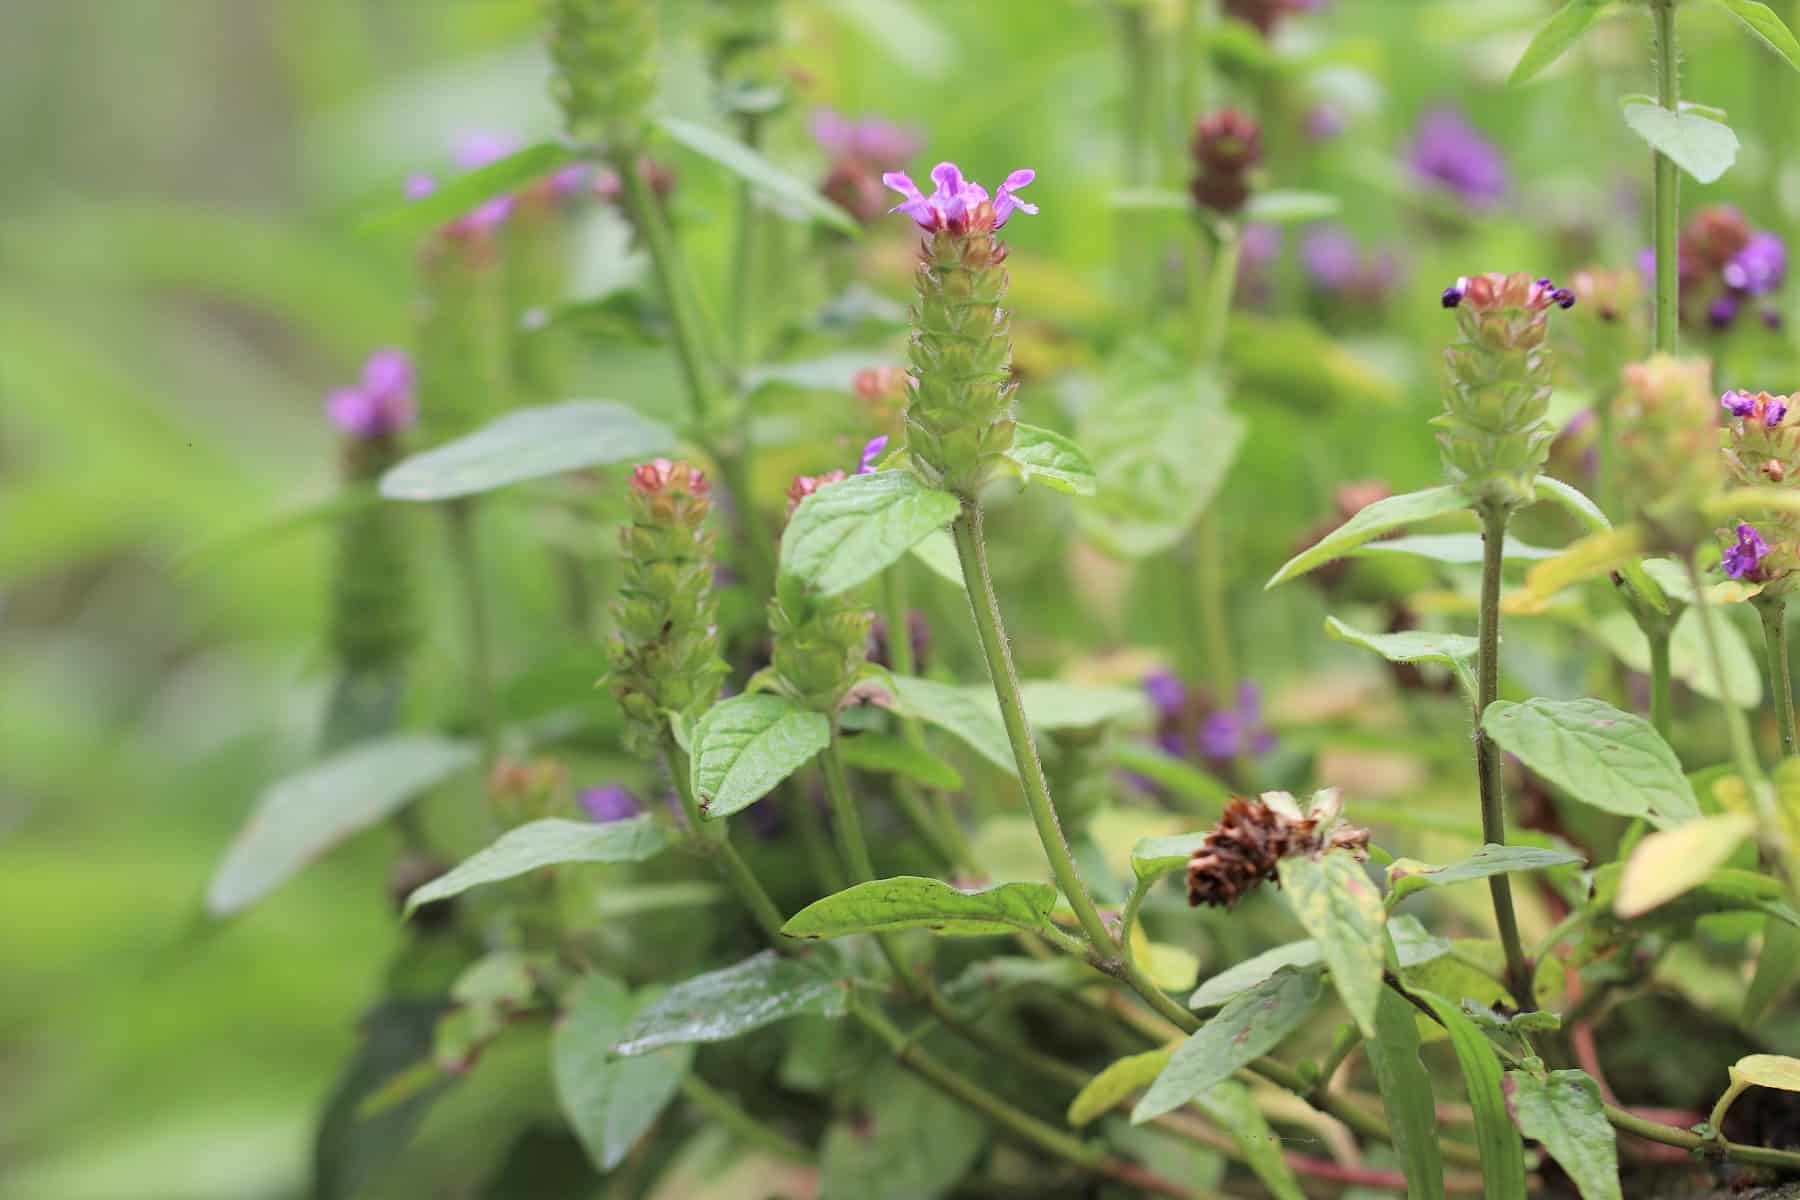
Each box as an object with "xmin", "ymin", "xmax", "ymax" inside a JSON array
[
  {"xmin": 1199, "ymin": 682, "xmax": 1277, "ymax": 759},
  {"xmin": 1300, "ymin": 226, "xmax": 1360, "ymax": 291},
  {"xmin": 1723, "ymin": 389, "xmax": 1759, "ymax": 418},
  {"xmin": 1709, "ymin": 294, "xmax": 1742, "ymax": 329},
  {"xmin": 810, "ymin": 109, "xmax": 922, "ymax": 170},
  {"xmin": 1143, "ymin": 669, "xmax": 1187, "ymax": 719},
  {"xmin": 1768, "ymin": 397, "xmax": 1789, "ymax": 427},
  {"xmin": 858, "ymin": 435, "xmax": 889, "ymax": 474},
  {"xmin": 884, "ymin": 162, "xmax": 1038, "ymax": 233},
  {"xmin": 1723, "ymin": 523, "xmax": 1771, "ymax": 581},
  {"xmin": 579, "ymin": 784, "xmax": 641, "ymax": 823},
  {"xmin": 1407, "ymin": 108, "xmax": 1508, "ymax": 208},
  {"xmin": 326, "ymin": 348, "xmax": 417, "ymax": 439},
  {"xmin": 1723, "ymin": 231, "xmax": 1787, "ymax": 296}
]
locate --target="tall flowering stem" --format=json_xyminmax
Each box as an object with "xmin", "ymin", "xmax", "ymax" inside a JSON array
[
  {"xmin": 1651, "ymin": 0, "xmax": 1681, "ymax": 354},
  {"xmin": 1756, "ymin": 597, "xmax": 1797, "ymax": 757}
]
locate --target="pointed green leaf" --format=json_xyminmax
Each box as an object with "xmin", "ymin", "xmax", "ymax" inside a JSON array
[
  {"xmin": 1745, "ymin": 919, "xmax": 1800, "ymax": 1023},
  {"xmin": 836, "ymin": 731, "xmax": 965, "ymax": 791},
  {"xmin": 209, "ymin": 734, "xmax": 479, "ymax": 916},
  {"xmin": 1615, "ymin": 813, "xmax": 1756, "ymax": 917},
  {"xmin": 779, "ymin": 470, "xmax": 961, "ymax": 597},
  {"xmin": 1504, "ymin": 1069, "xmax": 1621, "ymax": 1200},
  {"xmin": 1621, "ymin": 98, "xmax": 1739, "ymax": 184},
  {"xmin": 1350, "ymin": 533, "xmax": 1558, "ymax": 565},
  {"xmin": 1416, "ymin": 991, "xmax": 1526, "ymax": 1199},
  {"xmin": 1710, "ymin": 0, "xmax": 1800, "ymax": 71},
  {"xmin": 553, "ymin": 976, "xmax": 694, "ymax": 1170},
  {"xmin": 1006, "ymin": 424, "xmax": 1097, "ymax": 495},
  {"xmin": 1242, "ymin": 189, "xmax": 1340, "ymax": 224},
  {"xmin": 1510, "ymin": 0, "xmax": 1610, "ymax": 85},
  {"xmin": 1108, "ymin": 742, "xmax": 1232, "ymax": 811},
  {"xmin": 888, "ymin": 675, "xmax": 1016, "ymax": 776},
  {"xmin": 1068, "ymin": 1048, "xmax": 1173, "ymax": 1126},
  {"xmin": 615, "ymin": 949, "xmax": 857, "ymax": 1055},
  {"xmin": 1190, "ymin": 941, "xmax": 1324, "ymax": 1009},
  {"xmin": 1278, "ymin": 851, "xmax": 1386, "ymax": 1036},
  {"xmin": 1266, "ymin": 486, "xmax": 1467, "ymax": 588},
  {"xmin": 690, "ymin": 694, "xmax": 830, "ymax": 820},
  {"xmin": 1133, "ymin": 965, "xmax": 1324, "ymax": 1123},
  {"xmin": 1189, "ymin": 1081, "xmax": 1305, "ymax": 1200},
  {"xmin": 820, "ymin": 1059, "xmax": 989, "ymax": 1198},
  {"xmin": 1367, "ymin": 985, "xmax": 1446, "ymax": 1199},
  {"xmin": 1131, "ymin": 832, "xmax": 1209, "ymax": 884},
  {"xmin": 357, "ymin": 141, "xmax": 575, "ymax": 237},
  {"xmin": 1325, "ymin": 615, "xmax": 1478, "ymax": 671},
  {"xmin": 379, "ymin": 402, "xmax": 675, "ymax": 501},
  {"xmin": 941, "ymin": 956, "xmax": 1099, "ymax": 1005},
  {"xmin": 403, "ymin": 817, "xmax": 676, "ymax": 915},
  {"xmin": 908, "ymin": 528, "xmax": 967, "ymax": 589},
  {"xmin": 782, "ymin": 876, "xmax": 1057, "ymax": 938},
  {"xmin": 1388, "ymin": 844, "xmax": 1586, "ymax": 904},
  {"xmin": 1482, "ymin": 698, "xmax": 1698, "ymax": 828},
  {"xmin": 658, "ymin": 115, "xmax": 860, "ymax": 234},
  {"xmin": 1018, "ymin": 681, "xmax": 1152, "ymax": 731}
]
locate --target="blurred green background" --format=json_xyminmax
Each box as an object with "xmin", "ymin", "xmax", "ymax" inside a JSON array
[{"xmin": 2, "ymin": 1, "xmax": 1795, "ymax": 1197}]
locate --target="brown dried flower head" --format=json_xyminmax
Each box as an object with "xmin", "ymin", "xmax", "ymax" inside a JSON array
[{"xmin": 1186, "ymin": 789, "xmax": 1370, "ymax": 908}]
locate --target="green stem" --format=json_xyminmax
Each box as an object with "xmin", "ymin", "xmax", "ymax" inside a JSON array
[
  {"xmin": 1757, "ymin": 596, "xmax": 1797, "ymax": 759},
  {"xmin": 1686, "ymin": 560, "xmax": 1769, "ymax": 792},
  {"xmin": 445, "ymin": 500, "xmax": 498, "ymax": 760},
  {"xmin": 666, "ymin": 736, "xmax": 792, "ymax": 947},
  {"xmin": 784, "ymin": 779, "xmax": 844, "ymax": 893},
  {"xmin": 1310, "ymin": 1025, "xmax": 1364, "ymax": 1103},
  {"xmin": 1196, "ymin": 221, "xmax": 1241, "ymax": 367},
  {"xmin": 728, "ymin": 113, "xmax": 763, "ymax": 367},
  {"xmin": 1651, "ymin": 0, "xmax": 1680, "ymax": 355},
  {"xmin": 678, "ymin": 1075, "xmax": 814, "ymax": 1162},
  {"xmin": 1476, "ymin": 505, "xmax": 1533, "ymax": 1008},
  {"xmin": 1191, "ymin": 223, "xmax": 1241, "ymax": 702},
  {"xmin": 950, "ymin": 504, "xmax": 1118, "ymax": 957},
  {"xmin": 821, "ymin": 741, "xmax": 920, "ymax": 989},
  {"xmin": 1119, "ymin": 878, "xmax": 1152, "ymax": 962},
  {"xmin": 1648, "ymin": 623, "xmax": 1674, "ymax": 742}
]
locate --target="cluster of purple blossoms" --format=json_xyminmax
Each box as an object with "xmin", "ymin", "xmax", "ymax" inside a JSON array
[
  {"xmin": 1640, "ymin": 205, "xmax": 1787, "ymax": 331},
  {"xmin": 1441, "ymin": 273, "xmax": 1574, "ymax": 312},
  {"xmin": 1407, "ymin": 108, "xmax": 1508, "ymax": 210},
  {"xmin": 405, "ymin": 131, "xmax": 590, "ymax": 241},
  {"xmin": 1722, "ymin": 388, "xmax": 1789, "ymax": 427},
  {"xmin": 1300, "ymin": 225, "xmax": 1404, "ymax": 307},
  {"xmin": 810, "ymin": 110, "xmax": 924, "ymax": 226},
  {"xmin": 327, "ymin": 349, "xmax": 417, "ymax": 440},
  {"xmin": 1722, "ymin": 523, "xmax": 1771, "ymax": 581},
  {"xmin": 884, "ymin": 163, "xmax": 1038, "ymax": 235},
  {"xmin": 1143, "ymin": 669, "xmax": 1276, "ymax": 782}
]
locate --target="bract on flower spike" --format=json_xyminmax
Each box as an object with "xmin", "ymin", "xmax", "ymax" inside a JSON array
[
  {"xmin": 547, "ymin": 0, "xmax": 658, "ymax": 150},
  {"xmin": 771, "ymin": 474, "xmax": 874, "ymax": 712}
]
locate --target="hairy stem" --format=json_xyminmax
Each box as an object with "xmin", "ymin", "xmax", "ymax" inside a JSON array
[
  {"xmin": 1477, "ymin": 505, "xmax": 1533, "ymax": 1007},
  {"xmin": 666, "ymin": 736, "xmax": 792, "ymax": 947},
  {"xmin": 1650, "ymin": 0, "xmax": 1680, "ymax": 355},
  {"xmin": 1757, "ymin": 596, "xmax": 1797, "ymax": 758}
]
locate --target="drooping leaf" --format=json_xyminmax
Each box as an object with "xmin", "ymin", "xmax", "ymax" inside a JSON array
[
  {"xmin": 1131, "ymin": 832, "xmax": 1209, "ymax": 884},
  {"xmin": 690, "ymin": 694, "xmax": 830, "ymax": 820},
  {"xmin": 552, "ymin": 975, "xmax": 693, "ymax": 1170},
  {"xmin": 1710, "ymin": 0, "xmax": 1800, "ymax": 72},
  {"xmin": 1614, "ymin": 813, "xmax": 1756, "ymax": 917},
  {"xmin": 1278, "ymin": 851, "xmax": 1386, "ymax": 1036},
  {"xmin": 1415, "ymin": 991, "xmax": 1528, "ymax": 1200},
  {"xmin": 1729, "ymin": 1053, "xmax": 1800, "ymax": 1093},
  {"xmin": 1503, "ymin": 1069, "xmax": 1622, "ymax": 1200},
  {"xmin": 1510, "ymin": 0, "xmax": 1610, "ymax": 85},
  {"xmin": 1242, "ymin": 189, "xmax": 1340, "ymax": 224},
  {"xmin": 1621, "ymin": 98, "xmax": 1739, "ymax": 184},
  {"xmin": 836, "ymin": 731, "xmax": 965, "ymax": 790},
  {"xmin": 208, "ymin": 734, "xmax": 478, "ymax": 916},
  {"xmin": 1388, "ymin": 844, "xmax": 1586, "ymax": 904},
  {"xmin": 1266, "ymin": 486, "xmax": 1468, "ymax": 588},
  {"xmin": 1519, "ymin": 528, "xmax": 1645, "ymax": 604},
  {"xmin": 1325, "ymin": 616, "xmax": 1477, "ymax": 674},
  {"xmin": 779, "ymin": 471, "xmax": 961, "ymax": 597},
  {"xmin": 1133, "ymin": 965, "xmax": 1324, "ymax": 1123},
  {"xmin": 658, "ymin": 115, "xmax": 860, "ymax": 234},
  {"xmin": 1482, "ymin": 698, "xmax": 1698, "ymax": 828},
  {"xmin": 1190, "ymin": 940, "xmax": 1324, "ymax": 1009},
  {"xmin": 888, "ymin": 675, "xmax": 1016, "ymax": 775},
  {"xmin": 1068, "ymin": 1048, "xmax": 1172, "ymax": 1126},
  {"xmin": 357, "ymin": 141, "xmax": 575, "ymax": 237},
  {"xmin": 782, "ymin": 876, "xmax": 1057, "ymax": 939},
  {"xmin": 1367, "ymin": 985, "xmax": 1446, "ymax": 1200},
  {"xmin": 1006, "ymin": 424, "xmax": 1097, "ymax": 496},
  {"xmin": 1189, "ymin": 1081, "xmax": 1306, "ymax": 1200},
  {"xmin": 403, "ymin": 817, "xmax": 677, "ymax": 915},
  {"xmin": 379, "ymin": 402, "xmax": 675, "ymax": 501},
  {"xmin": 1017, "ymin": 681, "xmax": 1152, "ymax": 731},
  {"xmin": 614, "ymin": 949, "xmax": 858, "ymax": 1055}
]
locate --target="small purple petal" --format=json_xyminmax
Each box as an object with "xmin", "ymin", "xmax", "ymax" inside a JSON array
[
  {"xmin": 1143, "ymin": 669, "xmax": 1187, "ymax": 718},
  {"xmin": 1723, "ymin": 390, "xmax": 1758, "ymax": 418},
  {"xmin": 1724, "ymin": 231, "xmax": 1787, "ymax": 295},
  {"xmin": 579, "ymin": 784, "xmax": 641, "ymax": 823},
  {"xmin": 858, "ymin": 435, "xmax": 889, "ymax": 474},
  {"xmin": 1767, "ymin": 398, "xmax": 1788, "ymax": 427},
  {"xmin": 1722, "ymin": 523, "xmax": 1771, "ymax": 580},
  {"xmin": 1709, "ymin": 294, "xmax": 1742, "ymax": 329}
]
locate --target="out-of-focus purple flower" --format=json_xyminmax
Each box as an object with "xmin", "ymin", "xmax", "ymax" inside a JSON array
[
  {"xmin": 884, "ymin": 162, "xmax": 1038, "ymax": 233},
  {"xmin": 1300, "ymin": 226, "xmax": 1359, "ymax": 291},
  {"xmin": 1709, "ymin": 294, "xmax": 1742, "ymax": 329},
  {"xmin": 405, "ymin": 173, "xmax": 437, "ymax": 201},
  {"xmin": 1234, "ymin": 223, "xmax": 1281, "ymax": 307},
  {"xmin": 1143, "ymin": 668, "xmax": 1187, "ymax": 719},
  {"xmin": 810, "ymin": 109, "xmax": 922, "ymax": 170},
  {"xmin": 1199, "ymin": 682, "xmax": 1277, "ymax": 759},
  {"xmin": 1723, "ymin": 389, "xmax": 1759, "ymax": 418},
  {"xmin": 326, "ymin": 348, "xmax": 417, "ymax": 439},
  {"xmin": 1768, "ymin": 397, "xmax": 1789, "ymax": 427},
  {"xmin": 1723, "ymin": 523, "xmax": 1771, "ymax": 580},
  {"xmin": 579, "ymin": 784, "xmax": 641, "ymax": 823},
  {"xmin": 858, "ymin": 435, "xmax": 889, "ymax": 474},
  {"xmin": 1723, "ymin": 231, "xmax": 1787, "ymax": 296},
  {"xmin": 1304, "ymin": 102, "xmax": 1345, "ymax": 141},
  {"xmin": 1407, "ymin": 108, "xmax": 1508, "ymax": 209},
  {"xmin": 1639, "ymin": 206, "xmax": 1785, "ymax": 332}
]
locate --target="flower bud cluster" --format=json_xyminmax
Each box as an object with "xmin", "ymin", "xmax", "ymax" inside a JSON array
[
  {"xmin": 1190, "ymin": 109, "xmax": 1262, "ymax": 216},
  {"xmin": 1611, "ymin": 356, "xmax": 1725, "ymax": 555},
  {"xmin": 547, "ymin": 0, "xmax": 658, "ymax": 149},
  {"xmin": 769, "ymin": 474, "xmax": 875, "ymax": 713},
  {"xmin": 1719, "ymin": 389, "xmax": 1800, "ymax": 589}
]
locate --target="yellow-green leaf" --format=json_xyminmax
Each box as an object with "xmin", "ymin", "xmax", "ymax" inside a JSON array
[
  {"xmin": 1067, "ymin": 1048, "xmax": 1171, "ymax": 1126},
  {"xmin": 1615, "ymin": 813, "xmax": 1756, "ymax": 918}
]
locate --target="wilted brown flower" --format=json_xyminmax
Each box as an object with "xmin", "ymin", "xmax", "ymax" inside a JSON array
[{"xmin": 1186, "ymin": 790, "xmax": 1370, "ymax": 908}]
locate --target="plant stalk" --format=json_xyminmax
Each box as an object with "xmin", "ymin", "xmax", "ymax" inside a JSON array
[
  {"xmin": 1757, "ymin": 596, "xmax": 1797, "ymax": 758},
  {"xmin": 1476, "ymin": 505, "xmax": 1533, "ymax": 1007},
  {"xmin": 1648, "ymin": 623, "xmax": 1674, "ymax": 742},
  {"xmin": 1650, "ymin": 0, "xmax": 1680, "ymax": 355},
  {"xmin": 445, "ymin": 499, "xmax": 498, "ymax": 760},
  {"xmin": 665, "ymin": 736, "xmax": 792, "ymax": 947},
  {"xmin": 882, "ymin": 566, "xmax": 973, "ymax": 868}
]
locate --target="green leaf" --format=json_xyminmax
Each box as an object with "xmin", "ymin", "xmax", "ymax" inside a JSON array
[
  {"xmin": 689, "ymin": 694, "xmax": 830, "ymax": 820},
  {"xmin": 1325, "ymin": 615, "xmax": 1478, "ymax": 672},
  {"xmin": 888, "ymin": 675, "xmax": 1016, "ymax": 776},
  {"xmin": 1131, "ymin": 832, "xmax": 1208, "ymax": 884},
  {"xmin": 1621, "ymin": 98, "xmax": 1739, "ymax": 184},
  {"xmin": 836, "ymin": 731, "xmax": 965, "ymax": 791},
  {"xmin": 1108, "ymin": 742, "xmax": 1232, "ymax": 812},
  {"xmin": 1189, "ymin": 1082, "xmax": 1306, "ymax": 1200},
  {"xmin": 1503, "ymin": 1069, "xmax": 1621, "ymax": 1200},
  {"xmin": 908, "ymin": 529, "xmax": 967, "ymax": 589},
  {"xmin": 312, "ymin": 997, "xmax": 457, "ymax": 1200},
  {"xmin": 1510, "ymin": 0, "xmax": 1609, "ymax": 85},
  {"xmin": 1367, "ymin": 985, "xmax": 1446, "ymax": 1200},
  {"xmin": 1006, "ymin": 423, "xmax": 1097, "ymax": 495},
  {"xmin": 208, "ymin": 734, "xmax": 478, "ymax": 916},
  {"xmin": 403, "ymin": 817, "xmax": 676, "ymax": 915},
  {"xmin": 1745, "ymin": 919, "xmax": 1800, "ymax": 1023},
  {"xmin": 1266, "ymin": 486, "xmax": 1467, "ymax": 588},
  {"xmin": 379, "ymin": 402, "xmax": 675, "ymax": 502},
  {"xmin": 1278, "ymin": 851, "xmax": 1386, "ymax": 1037},
  {"xmin": 1190, "ymin": 940, "xmax": 1323, "ymax": 1009},
  {"xmin": 1710, "ymin": 0, "xmax": 1800, "ymax": 71},
  {"xmin": 657, "ymin": 115, "xmax": 860, "ymax": 234},
  {"xmin": 941, "ymin": 956, "xmax": 1098, "ymax": 1006},
  {"xmin": 1730, "ymin": 1053, "xmax": 1800, "ymax": 1092},
  {"xmin": 357, "ymin": 141, "xmax": 574, "ymax": 237},
  {"xmin": 1416, "ymin": 991, "xmax": 1526, "ymax": 1200},
  {"xmin": 614, "ymin": 949, "xmax": 858, "ymax": 1055},
  {"xmin": 1242, "ymin": 189, "xmax": 1341, "ymax": 224},
  {"xmin": 1079, "ymin": 359, "xmax": 1246, "ymax": 558},
  {"xmin": 1615, "ymin": 813, "xmax": 1757, "ymax": 918},
  {"xmin": 1018, "ymin": 681, "xmax": 1152, "ymax": 731},
  {"xmin": 1388, "ymin": 844, "xmax": 1586, "ymax": 904},
  {"xmin": 820, "ymin": 1060, "xmax": 988, "ymax": 1200},
  {"xmin": 1068, "ymin": 1048, "xmax": 1172, "ymax": 1126},
  {"xmin": 1133, "ymin": 965, "xmax": 1324, "ymax": 1123},
  {"xmin": 1107, "ymin": 188, "xmax": 1191, "ymax": 213},
  {"xmin": 1591, "ymin": 609, "xmax": 1763, "ymax": 708},
  {"xmin": 552, "ymin": 976, "xmax": 694, "ymax": 1170},
  {"xmin": 778, "ymin": 470, "xmax": 961, "ymax": 597},
  {"xmin": 782, "ymin": 876, "xmax": 1057, "ymax": 938},
  {"xmin": 1482, "ymin": 698, "xmax": 1699, "ymax": 828},
  {"xmin": 1351, "ymin": 533, "xmax": 1557, "ymax": 565}
]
